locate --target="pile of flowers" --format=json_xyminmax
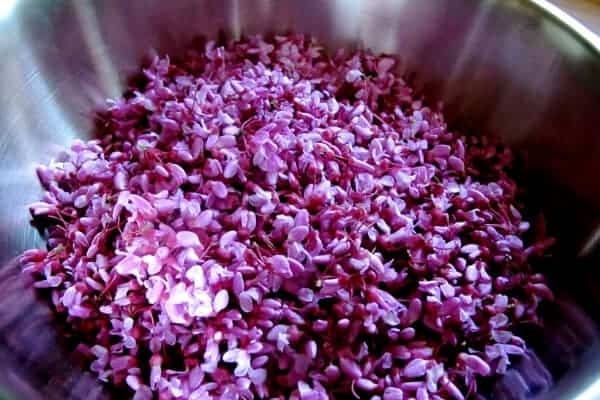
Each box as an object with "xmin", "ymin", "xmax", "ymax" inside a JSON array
[{"xmin": 20, "ymin": 34, "xmax": 554, "ymax": 399}]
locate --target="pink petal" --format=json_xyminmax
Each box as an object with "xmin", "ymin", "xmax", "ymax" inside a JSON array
[
  {"xmin": 213, "ymin": 289, "xmax": 229, "ymax": 312},
  {"xmin": 288, "ymin": 226, "xmax": 309, "ymax": 242},
  {"xmin": 269, "ymin": 255, "xmax": 292, "ymax": 278},
  {"xmin": 176, "ymin": 231, "xmax": 201, "ymax": 248}
]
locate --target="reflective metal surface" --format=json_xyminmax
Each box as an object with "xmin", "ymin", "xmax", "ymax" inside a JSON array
[{"xmin": 1, "ymin": 0, "xmax": 600, "ymax": 398}]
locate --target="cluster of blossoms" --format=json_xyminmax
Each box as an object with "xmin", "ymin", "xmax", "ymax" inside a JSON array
[{"xmin": 20, "ymin": 35, "xmax": 554, "ymax": 400}]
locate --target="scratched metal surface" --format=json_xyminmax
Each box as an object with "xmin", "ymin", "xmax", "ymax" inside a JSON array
[{"xmin": 1, "ymin": 1, "xmax": 600, "ymax": 399}]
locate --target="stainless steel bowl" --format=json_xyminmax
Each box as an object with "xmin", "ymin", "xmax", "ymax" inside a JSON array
[{"xmin": 1, "ymin": 1, "xmax": 600, "ymax": 399}]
